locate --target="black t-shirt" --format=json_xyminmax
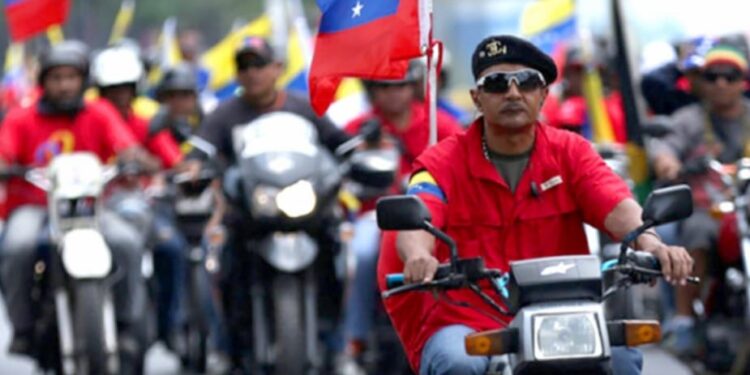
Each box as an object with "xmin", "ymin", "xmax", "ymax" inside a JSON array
[{"xmin": 196, "ymin": 91, "xmax": 351, "ymax": 166}]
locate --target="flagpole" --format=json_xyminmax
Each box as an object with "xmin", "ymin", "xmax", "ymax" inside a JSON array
[
  {"xmin": 265, "ymin": 0, "xmax": 288, "ymax": 62},
  {"xmin": 108, "ymin": 0, "xmax": 135, "ymax": 45},
  {"xmin": 287, "ymin": 0, "xmax": 314, "ymax": 68},
  {"xmin": 421, "ymin": 0, "xmax": 437, "ymax": 146}
]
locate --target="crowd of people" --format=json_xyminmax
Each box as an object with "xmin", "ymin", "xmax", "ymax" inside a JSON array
[{"xmin": 0, "ymin": 18, "xmax": 748, "ymax": 375}]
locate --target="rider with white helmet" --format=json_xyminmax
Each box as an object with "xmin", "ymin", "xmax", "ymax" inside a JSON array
[{"xmin": 92, "ymin": 46, "xmax": 189, "ymax": 353}]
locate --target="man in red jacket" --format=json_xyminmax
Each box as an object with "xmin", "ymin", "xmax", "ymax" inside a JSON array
[{"xmin": 378, "ymin": 35, "xmax": 694, "ymax": 375}]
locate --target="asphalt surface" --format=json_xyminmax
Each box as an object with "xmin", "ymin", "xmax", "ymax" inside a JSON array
[
  {"xmin": 0, "ymin": 296, "xmax": 180, "ymax": 374},
  {"xmin": 0, "ymin": 292, "xmax": 691, "ymax": 375}
]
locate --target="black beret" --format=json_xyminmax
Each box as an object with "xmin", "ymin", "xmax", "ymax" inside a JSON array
[{"xmin": 471, "ymin": 35, "xmax": 558, "ymax": 84}]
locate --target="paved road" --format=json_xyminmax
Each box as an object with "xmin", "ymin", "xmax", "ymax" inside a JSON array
[
  {"xmin": 0, "ymin": 296, "xmax": 180, "ymax": 374},
  {"xmin": 0, "ymin": 297, "xmax": 690, "ymax": 374}
]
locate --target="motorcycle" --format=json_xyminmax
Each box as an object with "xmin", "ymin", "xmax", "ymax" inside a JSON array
[
  {"xmin": 336, "ymin": 120, "xmax": 412, "ymax": 374},
  {"xmin": 1, "ymin": 153, "xmax": 125, "ymax": 374},
  {"xmin": 224, "ymin": 111, "xmax": 388, "ymax": 374},
  {"xmin": 671, "ymin": 156, "xmax": 750, "ymax": 372},
  {"xmin": 378, "ymin": 185, "xmax": 697, "ymax": 374},
  {"xmin": 170, "ymin": 167, "xmax": 225, "ymax": 372},
  {"xmin": 642, "ymin": 120, "xmax": 750, "ymax": 372}
]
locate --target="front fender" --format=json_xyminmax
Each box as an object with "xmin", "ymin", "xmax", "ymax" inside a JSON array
[
  {"xmin": 61, "ymin": 229, "xmax": 112, "ymax": 279},
  {"xmin": 258, "ymin": 232, "xmax": 318, "ymax": 273}
]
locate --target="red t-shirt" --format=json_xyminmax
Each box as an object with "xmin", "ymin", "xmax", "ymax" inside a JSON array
[
  {"xmin": 0, "ymin": 100, "xmax": 137, "ymax": 213},
  {"xmin": 377, "ymin": 119, "xmax": 632, "ymax": 372},
  {"xmin": 344, "ymin": 101, "xmax": 463, "ymax": 211},
  {"xmin": 118, "ymin": 104, "xmax": 182, "ymax": 169}
]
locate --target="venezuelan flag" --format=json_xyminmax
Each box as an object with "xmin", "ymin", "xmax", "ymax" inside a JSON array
[
  {"xmin": 406, "ymin": 171, "xmax": 446, "ymax": 203},
  {"xmin": 520, "ymin": 0, "xmax": 577, "ymax": 56}
]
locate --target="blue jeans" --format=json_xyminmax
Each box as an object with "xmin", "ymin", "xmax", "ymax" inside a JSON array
[
  {"xmin": 152, "ymin": 212, "xmax": 187, "ymax": 340},
  {"xmin": 343, "ymin": 212, "xmax": 380, "ymax": 341},
  {"xmin": 420, "ymin": 325, "xmax": 643, "ymax": 375}
]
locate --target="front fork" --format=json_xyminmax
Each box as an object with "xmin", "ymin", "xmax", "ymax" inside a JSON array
[
  {"xmin": 54, "ymin": 284, "xmax": 119, "ymax": 375},
  {"xmin": 250, "ymin": 263, "xmax": 319, "ymax": 368}
]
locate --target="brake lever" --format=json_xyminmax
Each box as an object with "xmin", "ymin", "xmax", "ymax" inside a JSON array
[
  {"xmin": 381, "ymin": 275, "xmax": 465, "ymax": 299},
  {"xmin": 614, "ymin": 264, "xmax": 700, "ymax": 285}
]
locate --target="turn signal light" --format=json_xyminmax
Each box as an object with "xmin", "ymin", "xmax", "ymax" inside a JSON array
[
  {"xmin": 709, "ymin": 201, "xmax": 735, "ymax": 220},
  {"xmin": 624, "ymin": 320, "xmax": 661, "ymax": 346},
  {"xmin": 465, "ymin": 328, "xmax": 518, "ymax": 356}
]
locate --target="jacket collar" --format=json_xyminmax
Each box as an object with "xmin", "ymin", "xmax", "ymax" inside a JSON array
[{"xmin": 466, "ymin": 118, "xmax": 559, "ymax": 195}]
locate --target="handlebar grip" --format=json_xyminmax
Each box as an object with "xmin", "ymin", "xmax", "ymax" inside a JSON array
[
  {"xmin": 385, "ymin": 274, "xmax": 405, "ymax": 289},
  {"xmin": 628, "ymin": 251, "xmax": 660, "ymax": 271},
  {"xmin": 628, "ymin": 250, "xmax": 700, "ymax": 284}
]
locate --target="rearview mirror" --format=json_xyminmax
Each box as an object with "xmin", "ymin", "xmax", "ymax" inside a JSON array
[
  {"xmin": 641, "ymin": 185, "xmax": 693, "ymax": 226},
  {"xmin": 376, "ymin": 195, "xmax": 431, "ymax": 230}
]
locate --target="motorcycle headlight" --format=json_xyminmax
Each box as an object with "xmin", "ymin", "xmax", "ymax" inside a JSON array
[
  {"xmin": 533, "ymin": 313, "xmax": 603, "ymax": 360},
  {"xmin": 276, "ymin": 180, "xmax": 316, "ymax": 218},
  {"xmin": 252, "ymin": 185, "xmax": 280, "ymax": 216}
]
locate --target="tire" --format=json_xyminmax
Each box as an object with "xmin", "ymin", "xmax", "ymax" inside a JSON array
[
  {"xmin": 272, "ymin": 274, "xmax": 307, "ymax": 375},
  {"xmin": 184, "ymin": 264, "xmax": 209, "ymax": 372},
  {"xmin": 73, "ymin": 281, "xmax": 112, "ymax": 375}
]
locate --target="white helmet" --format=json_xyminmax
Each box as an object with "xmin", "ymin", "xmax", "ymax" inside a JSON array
[{"xmin": 91, "ymin": 47, "xmax": 144, "ymax": 87}]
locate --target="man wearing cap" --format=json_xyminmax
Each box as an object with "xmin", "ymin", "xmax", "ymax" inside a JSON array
[
  {"xmin": 650, "ymin": 44, "xmax": 750, "ymax": 355},
  {"xmin": 377, "ymin": 35, "xmax": 693, "ymax": 375},
  {"xmin": 640, "ymin": 37, "xmax": 715, "ymax": 116},
  {"xmin": 193, "ymin": 36, "xmax": 350, "ymax": 168},
  {"xmin": 189, "ymin": 36, "xmax": 352, "ymax": 368}
]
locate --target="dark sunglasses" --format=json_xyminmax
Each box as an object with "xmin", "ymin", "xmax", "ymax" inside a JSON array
[
  {"xmin": 236, "ymin": 57, "xmax": 271, "ymax": 71},
  {"xmin": 702, "ymin": 69, "xmax": 744, "ymax": 83},
  {"xmin": 476, "ymin": 69, "xmax": 546, "ymax": 94}
]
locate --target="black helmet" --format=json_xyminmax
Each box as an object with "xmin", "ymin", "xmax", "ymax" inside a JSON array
[
  {"xmin": 156, "ymin": 63, "xmax": 198, "ymax": 98},
  {"xmin": 38, "ymin": 40, "xmax": 90, "ymax": 83}
]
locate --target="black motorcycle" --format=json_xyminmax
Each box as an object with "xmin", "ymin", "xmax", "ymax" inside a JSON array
[{"xmin": 223, "ymin": 111, "xmax": 389, "ymax": 374}]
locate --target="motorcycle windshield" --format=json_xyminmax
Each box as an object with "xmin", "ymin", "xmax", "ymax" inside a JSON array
[
  {"xmin": 233, "ymin": 112, "xmax": 320, "ymax": 161},
  {"xmin": 232, "ymin": 112, "xmax": 338, "ymax": 188}
]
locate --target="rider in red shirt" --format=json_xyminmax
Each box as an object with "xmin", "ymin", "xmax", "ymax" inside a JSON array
[
  {"xmin": 91, "ymin": 46, "xmax": 182, "ymax": 170},
  {"xmin": 0, "ymin": 90, "xmax": 137, "ymax": 212},
  {"xmin": 377, "ymin": 35, "xmax": 694, "ymax": 375},
  {"xmin": 0, "ymin": 41, "xmax": 153, "ymax": 358},
  {"xmin": 91, "ymin": 46, "xmax": 189, "ymax": 350}
]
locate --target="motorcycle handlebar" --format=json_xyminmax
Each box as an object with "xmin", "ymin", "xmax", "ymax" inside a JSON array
[
  {"xmin": 385, "ymin": 251, "xmax": 699, "ymax": 298},
  {"xmin": 610, "ymin": 250, "xmax": 700, "ymax": 285}
]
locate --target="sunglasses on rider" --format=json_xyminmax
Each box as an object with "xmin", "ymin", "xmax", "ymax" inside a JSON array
[
  {"xmin": 236, "ymin": 56, "xmax": 272, "ymax": 71},
  {"xmin": 476, "ymin": 69, "xmax": 547, "ymax": 94},
  {"xmin": 702, "ymin": 69, "xmax": 744, "ymax": 83}
]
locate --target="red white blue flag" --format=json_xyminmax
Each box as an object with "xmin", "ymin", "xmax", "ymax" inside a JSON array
[{"xmin": 309, "ymin": 0, "xmax": 422, "ymax": 115}]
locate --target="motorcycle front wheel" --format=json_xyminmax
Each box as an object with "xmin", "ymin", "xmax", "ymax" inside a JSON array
[
  {"xmin": 272, "ymin": 274, "xmax": 308, "ymax": 375},
  {"xmin": 183, "ymin": 262, "xmax": 210, "ymax": 372},
  {"xmin": 73, "ymin": 281, "xmax": 113, "ymax": 374}
]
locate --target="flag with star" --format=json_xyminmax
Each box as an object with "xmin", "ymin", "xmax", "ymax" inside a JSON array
[{"xmin": 308, "ymin": 0, "xmax": 422, "ymax": 115}]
